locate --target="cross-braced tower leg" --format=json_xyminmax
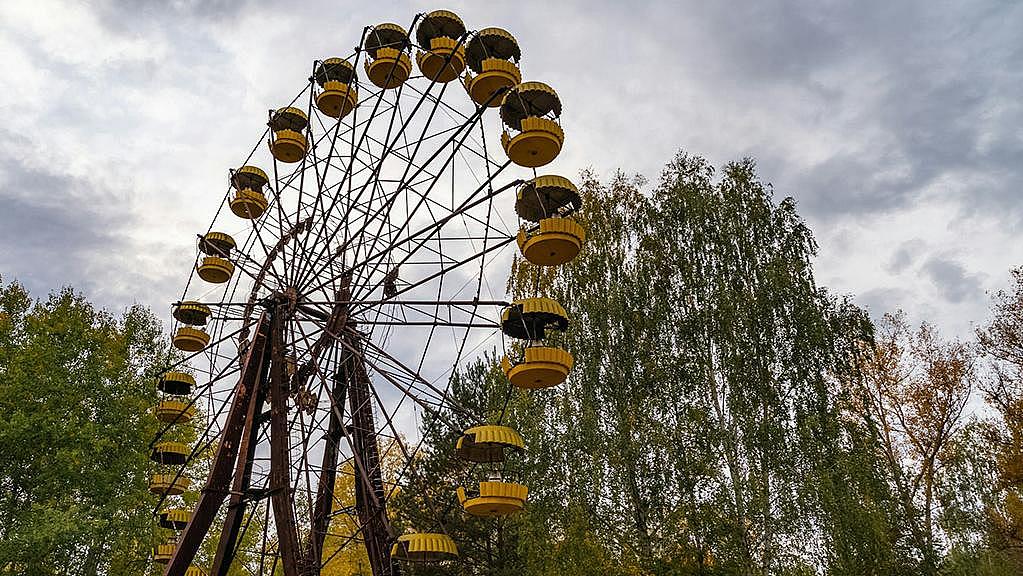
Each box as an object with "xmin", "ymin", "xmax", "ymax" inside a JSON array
[
  {"xmin": 301, "ymin": 277, "xmax": 356, "ymax": 574},
  {"xmin": 345, "ymin": 336, "xmax": 396, "ymax": 576},
  {"xmin": 269, "ymin": 299, "xmax": 303, "ymax": 575},
  {"xmin": 165, "ymin": 313, "xmax": 271, "ymax": 575},
  {"xmin": 210, "ymin": 369, "xmax": 267, "ymax": 575}
]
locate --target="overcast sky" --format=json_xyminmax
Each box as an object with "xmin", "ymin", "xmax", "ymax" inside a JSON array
[{"xmin": 0, "ymin": 0, "xmax": 1020, "ymax": 339}]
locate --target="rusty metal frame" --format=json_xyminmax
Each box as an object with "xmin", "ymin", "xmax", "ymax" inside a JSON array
[
  {"xmin": 165, "ymin": 312, "xmax": 271, "ymax": 575},
  {"xmin": 269, "ymin": 299, "xmax": 303, "ymax": 575}
]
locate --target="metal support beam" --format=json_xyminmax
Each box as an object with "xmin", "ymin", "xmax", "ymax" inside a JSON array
[
  {"xmin": 165, "ymin": 313, "xmax": 271, "ymax": 576},
  {"xmin": 211, "ymin": 372, "xmax": 268, "ymax": 574},
  {"xmin": 302, "ymin": 367, "xmax": 349, "ymax": 574},
  {"xmin": 270, "ymin": 301, "xmax": 303, "ymax": 576},
  {"xmin": 346, "ymin": 336, "xmax": 395, "ymax": 576},
  {"xmin": 302, "ymin": 278, "xmax": 353, "ymax": 575}
]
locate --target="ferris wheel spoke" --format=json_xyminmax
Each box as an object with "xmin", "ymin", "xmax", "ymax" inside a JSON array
[
  {"xmin": 361, "ymin": 370, "xmax": 428, "ymax": 525},
  {"xmin": 375, "ymin": 121, "xmax": 465, "ymax": 165},
  {"xmin": 250, "ymin": 215, "xmax": 316, "ymax": 309},
  {"xmin": 343, "ymin": 318, "xmax": 501, "ymax": 329},
  {"xmin": 222, "ymin": 251, "xmax": 287, "ymax": 292},
  {"xmin": 400, "ymin": 80, "xmax": 473, "ymax": 121},
  {"xmin": 341, "ymin": 102, "xmax": 489, "ymax": 287},
  {"xmin": 402, "ymin": 177, "xmax": 513, "ymax": 242},
  {"xmin": 295, "ymin": 81, "xmax": 488, "ymax": 290},
  {"xmin": 270, "ymin": 158, "xmax": 305, "ymax": 290},
  {"xmin": 351, "ymin": 233, "xmax": 517, "ymax": 308},
  {"xmin": 355, "ymin": 356, "xmax": 455, "ymax": 428},
  {"xmin": 401, "ymin": 81, "xmax": 505, "ymax": 168},
  {"xmin": 348, "ymin": 113, "xmax": 469, "ymax": 183},
  {"xmin": 267, "ymin": 97, "xmax": 321, "ymax": 291},
  {"xmin": 293, "ymin": 66, "xmax": 438, "ymax": 285},
  {"xmin": 341, "ymin": 75, "xmax": 455, "ymax": 229},
  {"xmin": 311, "ymin": 87, "xmax": 405, "ymax": 255},
  {"xmin": 369, "ymin": 300, "xmax": 507, "ymax": 327},
  {"xmin": 384, "ymin": 209, "xmax": 511, "ymax": 282},
  {"xmin": 292, "ymin": 301, "xmax": 501, "ymax": 332},
  {"xmin": 362, "ymin": 374, "xmax": 458, "ymax": 534},
  {"xmin": 302, "ymin": 317, "xmax": 467, "ymax": 428},
  {"xmin": 304, "ymin": 170, "xmax": 517, "ymax": 298},
  {"xmin": 287, "ymin": 88, "xmax": 368, "ymax": 290},
  {"xmin": 294, "ymin": 325, "xmax": 395, "ymax": 520},
  {"xmin": 352, "ymin": 332, "xmax": 474, "ymax": 420},
  {"xmin": 240, "ymin": 197, "xmax": 294, "ymax": 292}
]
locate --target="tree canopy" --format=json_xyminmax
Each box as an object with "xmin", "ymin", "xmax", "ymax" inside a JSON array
[{"xmin": 0, "ymin": 278, "xmax": 166, "ymax": 575}]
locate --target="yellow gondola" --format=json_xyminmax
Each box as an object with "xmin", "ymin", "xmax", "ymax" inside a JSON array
[
  {"xmin": 464, "ymin": 27, "xmax": 521, "ymax": 107},
  {"xmin": 197, "ymin": 232, "xmax": 235, "ymax": 283},
  {"xmin": 230, "ymin": 188, "xmax": 269, "ymax": 219},
  {"xmin": 457, "ymin": 480, "xmax": 528, "ymax": 517},
  {"xmin": 455, "ymin": 425, "xmax": 524, "ymax": 462},
  {"xmin": 153, "ymin": 540, "xmax": 175, "ymax": 563},
  {"xmin": 500, "ymin": 297, "xmax": 568, "ymax": 340},
  {"xmin": 231, "ymin": 165, "xmax": 269, "ymax": 191},
  {"xmin": 270, "ymin": 107, "xmax": 309, "ymax": 163},
  {"xmin": 514, "ymin": 175, "xmax": 585, "ymax": 265},
  {"xmin": 502, "ymin": 346, "xmax": 574, "ymax": 389},
  {"xmin": 198, "ymin": 232, "xmax": 236, "ymax": 257},
  {"xmin": 173, "ymin": 301, "xmax": 210, "ymax": 325},
  {"xmin": 315, "ymin": 58, "xmax": 359, "ymax": 118},
  {"xmin": 159, "ymin": 508, "xmax": 191, "ymax": 530},
  {"xmin": 172, "ymin": 301, "xmax": 211, "ymax": 352},
  {"xmin": 151, "ymin": 441, "xmax": 190, "ymax": 465},
  {"xmin": 390, "ymin": 532, "xmax": 458, "ymax": 562},
  {"xmin": 149, "ymin": 473, "xmax": 190, "ymax": 496},
  {"xmin": 364, "ymin": 23, "xmax": 412, "ymax": 89},
  {"xmin": 515, "ymin": 175, "xmax": 582, "ymax": 221},
  {"xmin": 155, "ymin": 399, "xmax": 196, "ymax": 424},
  {"xmin": 500, "ymin": 82, "xmax": 564, "ymax": 167},
  {"xmin": 229, "ymin": 166, "xmax": 269, "ymax": 219},
  {"xmin": 172, "ymin": 326, "xmax": 210, "ymax": 352},
  {"xmin": 158, "ymin": 372, "xmax": 195, "ymax": 395},
  {"xmin": 196, "ymin": 256, "xmax": 234, "ymax": 284},
  {"xmin": 415, "ymin": 10, "xmax": 467, "ymax": 83},
  {"xmin": 516, "ymin": 218, "xmax": 585, "ymax": 266}
]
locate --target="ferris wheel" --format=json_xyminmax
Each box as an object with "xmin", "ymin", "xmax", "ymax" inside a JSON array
[{"xmin": 146, "ymin": 10, "xmax": 585, "ymax": 576}]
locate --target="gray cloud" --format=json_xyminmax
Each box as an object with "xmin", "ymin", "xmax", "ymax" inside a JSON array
[
  {"xmin": 94, "ymin": 0, "xmax": 257, "ymax": 27},
  {"xmin": 661, "ymin": 1, "xmax": 1023, "ymax": 226},
  {"xmin": 0, "ymin": 151, "xmax": 127, "ymax": 299},
  {"xmin": 921, "ymin": 256, "xmax": 984, "ymax": 304},
  {"xmin": 856, "ymin": 286, "xmax": 912, "ymax": 318},
  {"xmin": 886, "ymin": 239, "xmax": 925, "ymax": 274}
]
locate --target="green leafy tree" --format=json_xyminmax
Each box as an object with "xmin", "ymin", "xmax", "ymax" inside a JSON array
[
  {"xmin": 0, "ymin": 277, "xmax": 166, "ymax": 575},
  {"xmin": 502, "ymin": 153, "xmax": 886, "ymax": 575}
]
